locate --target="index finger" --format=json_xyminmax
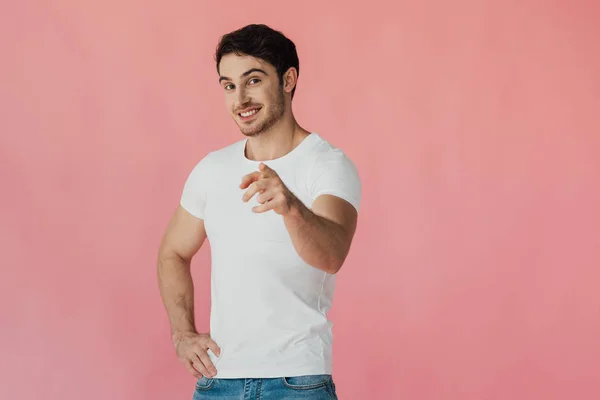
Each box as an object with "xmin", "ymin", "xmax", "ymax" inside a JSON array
[
  {"xmin": 240, "ymin": 171, "xmax": 261, "ymax": 189},
  {"xmin": 207, "ymin": 340, "xmax": 221, "ymax": 358},
  {"xmin": 196, "ymin": 351, "xmax": 217, "ymax": 377},
  {"xmin": 184, "ymin": 360, "xmax": 203, "ymax": 379}
]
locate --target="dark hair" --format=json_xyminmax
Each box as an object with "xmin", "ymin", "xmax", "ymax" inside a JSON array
[{"xmin": 215, "ymin": 24, "xmax": 300, "ymax": 99}]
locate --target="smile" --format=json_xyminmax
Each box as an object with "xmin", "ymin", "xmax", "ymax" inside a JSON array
[{"xmin": 239, "ymin": 108, "xmax": 260, "ymax": 117}]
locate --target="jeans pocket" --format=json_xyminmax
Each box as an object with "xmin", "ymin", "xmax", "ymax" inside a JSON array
[
  {"xmin": 195, "ymin": 376, "xmax": 215, "ymax": 391},
  {"xmin": 282, "ymin": 374, "xmax": 331, "ymax": 390}
]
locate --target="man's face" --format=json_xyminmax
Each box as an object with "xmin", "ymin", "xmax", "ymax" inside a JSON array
[{"xmin": 218, "ymin": 53, "xmax": 286, "ymax": 137}]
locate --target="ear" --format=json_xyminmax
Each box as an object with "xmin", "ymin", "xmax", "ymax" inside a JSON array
[{"xmin": 282, "ymin": 67, "xmax": 298, "ymax": 95}]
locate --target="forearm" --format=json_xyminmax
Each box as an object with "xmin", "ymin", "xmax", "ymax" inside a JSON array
[
  {"xmin": 283, "ymin": 200, "xmax": 350, "ymax": 274},
  {"xmin": 157, "ymin": 253, "xmax": 197, "ymax": 343}
]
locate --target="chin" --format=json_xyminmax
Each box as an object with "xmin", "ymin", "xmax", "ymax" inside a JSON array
[
  {"xmin": 235, "ymin": 110, "xmax": 282, "ymax": 137},
  {"xmin": 238, "ymin": 124, "xmax": 262, "ymax": 137},
  {"xmin": 237, "ymin": 118, "xmax": 267, "ymax": 137},
  {"xmin": 240, "ymin": 130, "xmax": 260, "ymax": 137}
]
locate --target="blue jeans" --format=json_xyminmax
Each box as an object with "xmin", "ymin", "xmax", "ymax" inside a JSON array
[{"xmin": 192, "ymin": 374, "xmax": 338, "ymax": 399}]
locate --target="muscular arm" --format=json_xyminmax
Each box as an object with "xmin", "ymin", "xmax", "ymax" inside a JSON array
[
  {"xmin": 284, "ymin": 194, "xmax": 358, "ymax": 274},
  {"xmin": 157, "ymin": 205, "xmax": 207, "ymax": 344},
  {"xmin": 241, "ymin": 163, "xmax": 359, "ymax": 275}
]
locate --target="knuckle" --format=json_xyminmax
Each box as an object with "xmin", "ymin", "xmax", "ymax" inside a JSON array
[{"xmin": 200, "ymin": 334, "xmax": 210, "ymax": 343}]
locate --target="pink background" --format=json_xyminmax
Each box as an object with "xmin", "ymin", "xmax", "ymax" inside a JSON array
[{"xmin": 1, "ymin": 1, "xmax": 599, "ymax": 399}]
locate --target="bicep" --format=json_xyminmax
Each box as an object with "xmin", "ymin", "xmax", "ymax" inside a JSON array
[
  {"xmin": 311, "ymin": 194, "xmax": 358, "ymax": 240},
  {"xmin": 159, "ymin": 205, "xmax": 207, "ymax": 262}
]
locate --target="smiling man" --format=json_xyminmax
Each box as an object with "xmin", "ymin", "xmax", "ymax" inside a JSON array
[{"xmin": 157, "ymin": 24, "xmax": 361, "ymax": 400}]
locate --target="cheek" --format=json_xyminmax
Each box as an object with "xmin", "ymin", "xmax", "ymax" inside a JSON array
[
  {"xmin": 226, "ymin": 97, "xmax": 236, "ymax": 112},
  {"xmin": 255, "ymin": 85, "xmax": 277, "ymax": 103}
]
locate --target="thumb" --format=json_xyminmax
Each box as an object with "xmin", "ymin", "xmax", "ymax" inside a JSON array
[{"xmin": 259, "ymin": 162, "xmax": 274, "ymax": 177}]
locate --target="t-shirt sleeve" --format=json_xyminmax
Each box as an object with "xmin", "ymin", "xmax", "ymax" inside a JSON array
[
  {"xmin": 180, "ymin": 154, "xmax": 212, "ymax": 219},
  {"xmin": 308, "ymin": 149, "xmax": 362, "ymax": 212}
]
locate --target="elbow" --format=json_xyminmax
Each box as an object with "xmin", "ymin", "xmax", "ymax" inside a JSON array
[
  {"xmin": 328, "ymin": 264, "xmax": 342, "ymax": 275},
  {"xmin": 328, "ymin": 242, "xmax": 352, "ymax": 274},
  {"xmin": 326, "ymin": 232, "xmax": 354, "ymax": 274},
  {"xmin": 325, "ymin": 253, "xmax": 346, "ymax": 275},
  {"xmin": 306, "ymin": 255, "xmax": 343, "ymax": 275},
  {"xmin": 157, "ymin": 247, "xmax": 189, "ymax": 267},
  {"xmin": 324, "ymin": 242, "xmax": 352, "ymax": 274},
  {"xmin": 302, "ymin": 240, "xmax": 351, "ymax": 274}
]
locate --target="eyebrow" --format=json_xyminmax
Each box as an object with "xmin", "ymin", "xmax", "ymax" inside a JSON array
[{"xmin": 219, "ymin": 68, "xmax": 268, "ymax": 83}]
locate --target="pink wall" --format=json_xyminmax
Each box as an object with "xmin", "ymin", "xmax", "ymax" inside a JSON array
[{"xmin": 1, "ymin": 1, "xmax": 599, "ymax": 399}]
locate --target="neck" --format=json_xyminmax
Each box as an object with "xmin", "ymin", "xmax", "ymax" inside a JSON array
[{"xmin": 245, "ymin": 114, "xmax": 311, "ymax": 161}]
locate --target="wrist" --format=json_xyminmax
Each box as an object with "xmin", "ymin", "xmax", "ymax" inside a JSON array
[
  {"xmin": 286, "ymin": 195, "xmax": 307, "ymax": 220},
  {"xmin": 171, "ymin": 329, "xmax": 197, "ymax": 344}
]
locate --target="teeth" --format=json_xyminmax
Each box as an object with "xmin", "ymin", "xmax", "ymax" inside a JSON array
[{"xmin": 240, "ymin": 109, "xmax": 259, "ymax": 117}]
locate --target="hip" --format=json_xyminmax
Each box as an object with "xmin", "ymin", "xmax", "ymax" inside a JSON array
[{"xmin": 192, "ymin": 374, "xmax": 338, "ymax": 400}]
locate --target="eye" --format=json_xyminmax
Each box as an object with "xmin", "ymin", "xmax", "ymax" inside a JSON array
[
  {"xmin": 248, "ymin": 78, "xmax": 261, "ymax": 85},
  {"xmin": 224, "ymin": 83, "xmax": 234, "ymax": 91}
]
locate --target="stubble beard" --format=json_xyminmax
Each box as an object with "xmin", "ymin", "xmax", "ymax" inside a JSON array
[{"xmin": 238, "ymin": 90, "xmax": 285, "ymax": 137}]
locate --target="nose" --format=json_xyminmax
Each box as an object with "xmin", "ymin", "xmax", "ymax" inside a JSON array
[{"xmin": 235, "ymin": 86, "xmax": 250, "ymax": 110}]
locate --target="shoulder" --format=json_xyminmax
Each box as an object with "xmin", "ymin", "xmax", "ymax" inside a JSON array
[
  {"xmin": 309, "ymin": 134, "xmax": 360, "ymax": 176},
  {"xmin": 306, "ymin": 133, "xmax": 362, "ymax": 211},
  {"xmin": 183, "ymin": 139, "xmax": 245, "ymax": 194},
  {"xmin": 188, "ymin": 138, "xmax": 244, "ymax": 171},
  {"xmin": 201, "ymin": 139, "xmax": 244, "ymax": 166}
]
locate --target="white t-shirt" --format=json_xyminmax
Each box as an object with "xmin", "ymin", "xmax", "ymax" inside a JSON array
[{"xmin": 180, "ymin": 132, "xmax": 361, "ymax": 378}]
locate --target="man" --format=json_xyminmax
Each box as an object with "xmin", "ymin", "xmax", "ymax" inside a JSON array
[{"xmin": 157, "ymin": 24, "xmax": 361, "ymax": 399}]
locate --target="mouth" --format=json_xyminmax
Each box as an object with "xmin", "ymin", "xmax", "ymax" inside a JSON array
[{"xmin": 238, "ymin": 107, "xmax": 262, "ymax": 121}]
